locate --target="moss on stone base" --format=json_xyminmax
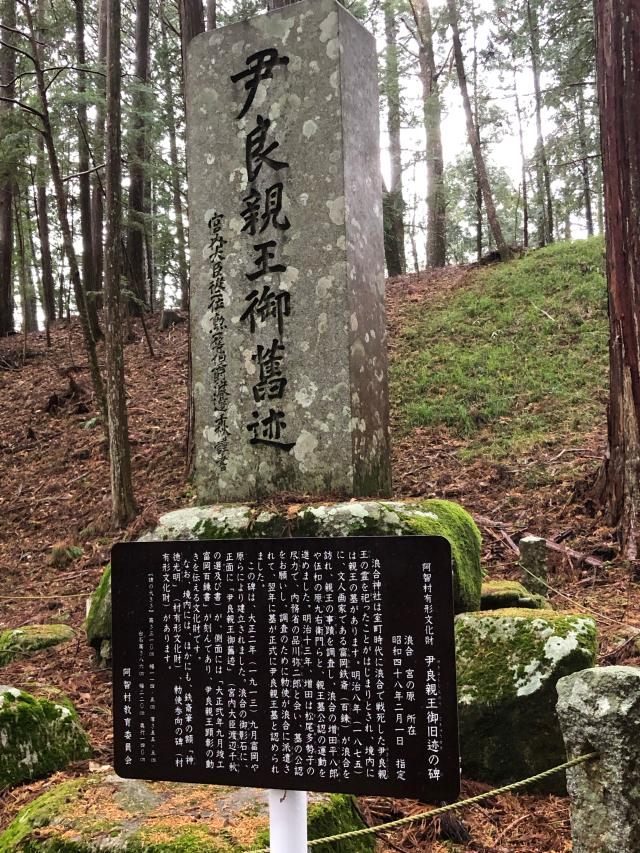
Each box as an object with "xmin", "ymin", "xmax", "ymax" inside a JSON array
[
  {"xmin": 0, "ymin": 687, "xmax": 91, "ymax": 791},
  {"xmin": 0, "ymin": 625, "xmax": 75, "ymax": 666},
  {"xmin": 480, "ymin": 579, "xmax": 549, "ymax": 611},
  {"xmin": 455, "ymin": 609, "xmax": 597, "ymax": 792},
  {"xmin": 0, "ymin": 775, "xmax": 371, "ymax": 852},
  {"xmin": 85, "ymin": 564, "xmax": 111, "ymax": 661}
]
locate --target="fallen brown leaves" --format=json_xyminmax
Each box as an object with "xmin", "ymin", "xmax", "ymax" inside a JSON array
[{"xmin": 0, "ymin": 277, "xmax": 638, "ymax": 850}]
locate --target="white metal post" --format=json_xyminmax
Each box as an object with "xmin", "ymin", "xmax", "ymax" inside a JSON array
[{"xmin": 268, "ymin": 789, "xmax": 308, "ymax": 853}]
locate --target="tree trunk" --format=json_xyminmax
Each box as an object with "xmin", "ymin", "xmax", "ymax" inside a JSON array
[
  {"xmin": 0, "ymin": 0, "xmax": 16, "ymax": 335},
  {"xmin": 447, "ymin": 0, "xmax": 511, "ymax": 260},
  {"xmin": 514, "ymin": 81, "xmax": 529, "ymax": 248},
  {"xmin": 91, "ymin": 0, "xmax": 107, "ymax": 305},
  {"xmin": 180, "ymin": 0, "xmax": 204, "ymax": 69},
  {"xmin": 415, "ymin": 0, "xmax": 446, "ymax": 268},
  {"xmin": 206, "ymin": 0, "xmax": 215, "ymax": 30},
  {"xmin": 14, "ymin": 195, "xmax": 38, "ymax": 333},
  {"xmin": 382, "ymin": 0, "xmax": 406, "ymax": 277},
  {"xmin": 576, "ymin": 86, "xmax": 594, "ymax": 237},
  {"xmin": 179, "ymin": 0, "xmax": 204, "ymax": 478},
  {"xmin": 75, "ymin": 0, "xmax": 102, "ymax": 340},
  {"xmin": 24, "ymin": 2, "xmax": 106, "ymax": 421},
  {"xmin": 33, "ymin": 135, "xmax": 56, "ymax": 323},
  {"xmin": 161, "ymin": 12, "xmax": 189, "ymax": 311},
  {"xmin": 105, "ymin": 0, "xmax": 136, "ymax": 526},
  {"xmin": 526, "ymin": 0, "xmax": 554, "ymax": 245},
  {"xmin": 126, "ymin": 0, "xmax": 151, "ymax": 315},
  {"xmin": 594, "ymin": 0, "xmax": 640, "ymax": 559}
]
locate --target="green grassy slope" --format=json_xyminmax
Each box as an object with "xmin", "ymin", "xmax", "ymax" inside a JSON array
[{"xmin": 392, "ymin": 238, "xmax": 608, "ymax": 460}]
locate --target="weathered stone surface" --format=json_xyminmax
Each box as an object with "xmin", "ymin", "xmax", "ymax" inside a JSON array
[
  {"xmin": 480, "ymin": 579, "xmax": 549, "ymax": 611},
  {"xmin": 0, "ymin": 686, "xmax": 91, "ymax": 790},
  {"xmin": 86, "ymin": 498, "xmax": 483, "ymax": 662},
  {"xmin": 186, "ymin": 0, "xmax": 390, "ymax": 502},
  {"xmin": 556, "ymin": 665, "xmax": 640, "ymax": 853},
  {"xmin": 85, "ymin": 563, "xmax": 112, "ymax": 666},
  {"xmin": 455, "ymin": 608, "xmax": 597, "ymax": 791},
  {"xmin": 519, "ymin": 534, "xmax": 548, "ymax": 596},
  {"xmin": 0, "ymin": 772, "xmax": 373, "ymax": 852},
  {"xmin": 0, "ymin": 624, "xmax": 75, "ymax": 666}
]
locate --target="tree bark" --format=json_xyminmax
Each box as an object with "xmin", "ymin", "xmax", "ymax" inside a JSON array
[
  {"xmin": 126, "ymin": 0, "xmax": 151, "ymax": 315},
  {"xmin": 0, "ymin": 0, "xmax": 16, "ymax": 335},
  {"xmin": 105, "ymin": 0, "xmax": 136, "ymax": 526},
  {"xmin": 514, "ymin": 81, "xmax": 529, "ymax": 248},
  {"xmin": 33, "ymin": 134, "xmax": 56, "ymax": 324},
  {"xmin": 179, "ymin": 0, "xmax": 204, "ymax": 478},
  {"xmin": 447, "ymin": 0, "xmax": 511, "ymax": 260},
  {"xmin": 24, "ymin": 1, "xmax": 106, "ymax": 422},
  {"xmin": 161, "ymin": 12, "xmax": 189, "ymax": 310},
  {"xmin": 206, "ymin": 0, "xmax": 215, "ymax": 30},
  {"xmin": 593, "ymin": 0, "xmax": 640, "ymax": 558},
  {"xmin": 75, "ymin": 0, "xmax": 102, "ymax": 340},
  {"xmin": 414, "ymin": 0, "xmax": 446, "ymax": 268},
  {"xmin": 576, "ymin": 86, "xmax": 594, "ymax": 237},
  {"xmin": 14, "ymin": 195, "xmax": 37, "ymax": 333},
  {"xmin": 526, "ymin": 0, "xmax": 554, "ymax": 245},
  {"xmin": 91, "ymin": 0, "xmax": 107, "ymax": 305},
  {"xmin": 382, "ymin": 0, "xmax": 406, "ymax": 277}
]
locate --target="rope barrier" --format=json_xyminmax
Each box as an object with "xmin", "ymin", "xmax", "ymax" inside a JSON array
[{"xmin": 244, "ymin": 751, "xmax": 597, "ymax": 853}]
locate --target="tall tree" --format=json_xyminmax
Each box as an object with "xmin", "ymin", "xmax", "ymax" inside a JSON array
[
  {"xmin": 411, "ymin": 0, "xmax": 446, "ymax": 268},
  {"xmin": 91, "ymin": 0, "xmax": 107, "ymax": 303},
  {"xmin": 593, "ymin": 0, "xmax": 640, "ymax": 558},
  {"xmin": 75, "ymin": 0, "xmax": 102, "ymax": 340},
  {"xmin": 0, "ymin": 0, "xmax": 16, "ymax": 335},
  {"xmin": 160, "ymin": 11, "xmax": 189, "ymax": 310},
  {"xmin": 525, "ymin": 0, "xmax": 554, "ymax": 245},
  {"xmin": 126, "ymin": 0, "xmax": 151, "ymax": 314},
  {"xmin": 105, "ymin": 0, "xmax": 136, "ymax": 525},
  {"xmin": 447, "ymin": 0, "xmax": 511, "ymax": 260},
  {"xmin": 382, "ymin": 0, "xmax": 406, "ymax": 276},
  {"xmin": 22, "ymin": 0, "xmax": 106, "ymax": 418}
]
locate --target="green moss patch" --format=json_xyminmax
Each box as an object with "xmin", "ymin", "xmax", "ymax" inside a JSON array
[
  {"xmin": 455, "ymin": 609, "xmax": 597, "ymax": 791},
  {"xmin": 0, "ymin": 625, "xmax": 75, "ymax": 666},
  {"xmin": 480, "ymin": 579, "xmax": 549, "ymax": 611},
  {"xmin": 0, "ymin": 687, "xmax": 91, "ymax": 791},
  {"xmin": 0, "ymin": 775, "xmax": 370, "ymax": 852}
]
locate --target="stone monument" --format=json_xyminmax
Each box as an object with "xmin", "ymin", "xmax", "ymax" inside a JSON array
[{"xmin": 186, "ymin": 0, "xmax": 391, "ymax": 502}]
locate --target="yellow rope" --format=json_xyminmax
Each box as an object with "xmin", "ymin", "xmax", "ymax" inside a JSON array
[{"xmin": 244, "ymin": 751, "xmax": 597, "ymax": 853}]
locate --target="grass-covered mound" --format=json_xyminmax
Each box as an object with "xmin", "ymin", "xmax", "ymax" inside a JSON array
[{"xmin": 392, "ymin": 238, "xmax": 607, "ymax": 459}]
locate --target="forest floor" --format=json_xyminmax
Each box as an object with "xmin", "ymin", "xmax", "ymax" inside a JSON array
[{"xmin": 1, "ymin": 242, "xmax": 639, "ymax": 852}]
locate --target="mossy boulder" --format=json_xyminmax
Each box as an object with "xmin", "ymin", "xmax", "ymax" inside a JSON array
[
  {"xmin": 0, "ymin": 686, "xmax": 91, "ymax": 790},
  {"xmin": 85, "ymin": 564, "xmax": 112, "ymax": 666},
  {"xmin": 88, "ymin": 498, "xmax": 482, "ymax": 663},
  {"xmin": 0, "ymin": 625, "xmax": 75, "ymax": 666},
  {"xmin": 455, "ymin": 608, "xmax": 597, "ymax": 792},
  {"xmin": 480, "ymin": 579, "xmax": 550, "ymax": 611},
  {"xmin": 0, "ymin": 773, "xmax": 374, "ymax": 852}
]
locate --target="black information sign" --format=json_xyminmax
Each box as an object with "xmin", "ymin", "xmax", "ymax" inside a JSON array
[{"xmin": 112, "ymin": 536, "xmax": 459, "ymax": 802}]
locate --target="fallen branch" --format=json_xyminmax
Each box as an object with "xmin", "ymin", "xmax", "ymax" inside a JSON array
[{"xmin": 474, "ymin": 514, "xmax": 605, "ymax": 569}]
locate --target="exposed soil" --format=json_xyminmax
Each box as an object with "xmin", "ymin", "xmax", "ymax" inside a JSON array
[{"xmin": 0, "ymin": 268, "xmax": 638, "ymax": 852}]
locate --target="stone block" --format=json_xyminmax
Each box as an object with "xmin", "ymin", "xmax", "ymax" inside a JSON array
[
  {"xmin": 186, "ymin": 0, "xmax": 390, "ymax": 501},
  {"xmin": 556, "ymin": 665, "xmax": 640, "ymax": 853}
]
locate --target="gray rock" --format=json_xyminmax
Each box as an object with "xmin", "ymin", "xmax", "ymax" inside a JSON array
[
  {"xmin": 0, "ymin": 686, "xmax": 91, "ymax": 790},
  {"xmin": 86, "ymin": 497, "xmax": 484, "ymax": 663},
  {"xmin": 0, "ymin": 624, "xmax": 75, "ymax": 666},
  {"xmin": 556, "ymin": 665, "xmax": 640, "ymax": 853},
  {"xmin": 455, "ymin": 608, "xmax": 597, "ymax": 791},
  {"xmin": 0, "ymin": 771, "xmax": 373, "ymax": 851},
  {"xmin": 519, "ymin": 534, "xmax": 548, "ymax": 596}
]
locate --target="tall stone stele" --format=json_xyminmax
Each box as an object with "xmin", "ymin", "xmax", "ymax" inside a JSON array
[{"xmin": 186, "ymin": 0, "xmax": 391, "ymax": 501}]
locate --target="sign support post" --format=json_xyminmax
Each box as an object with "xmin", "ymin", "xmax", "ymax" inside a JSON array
[{"xmin": 268, "ymin": 789, "xmax": 307, "ymax": 853}]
